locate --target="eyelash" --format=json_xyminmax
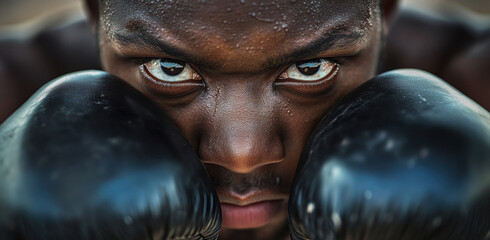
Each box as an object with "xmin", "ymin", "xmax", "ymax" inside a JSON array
[
  {"xmin": 132, "ymin": 57, "xmax": 157, "ymax": 66},
  {"xmin": 320, "ymin": 57, "xmax": 344, "ymax": 66}
]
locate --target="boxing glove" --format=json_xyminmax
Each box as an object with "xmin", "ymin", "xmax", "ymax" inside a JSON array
[
  {"xmin": 288, "ymin": 69, "xmax": 490, "ymax": 240},
  {"xmin": 0, "ymin": 71, "xmax": 221, "ymax": 240}
]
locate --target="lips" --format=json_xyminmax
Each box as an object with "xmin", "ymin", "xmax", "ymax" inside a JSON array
[
  {"xmin": 206, "ymin": 165, "xmax": 289, "ymax": 229},
  {"xmin": 220, "ymin": 199, "xmax": 284, "ymax": 229}
]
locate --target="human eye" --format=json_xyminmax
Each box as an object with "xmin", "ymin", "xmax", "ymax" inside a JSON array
[
  {"xmin": 139, "ymin": 58, "xmax": 204, "ymax": 98},
  {"xmin": 141, "ymin": 59, "xmax": 202, "ymax": 83},
  {"xmin": 275, "ymin": 58, "xmax": 340, "ymax": 97},
  {"xmin": 278, "ymin": 59, "xmax": 338, "ymax": 82}
]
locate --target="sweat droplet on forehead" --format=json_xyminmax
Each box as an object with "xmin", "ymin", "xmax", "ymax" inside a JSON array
[{"xmin": 102, "ymin": 0, "xmax": 379, "ymax": 37}]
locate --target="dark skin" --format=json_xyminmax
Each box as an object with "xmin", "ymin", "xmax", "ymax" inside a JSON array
[
  {"xmin": 83, "ymin": 0, "xmax": 396, "ymax": 239},
  {"xmin": 1, "ymin": 0, "xmax": 489, "ymax": 239}
]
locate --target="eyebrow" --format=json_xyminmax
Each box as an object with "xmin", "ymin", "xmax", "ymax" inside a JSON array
[
  {"xmin": 265, "ymin": 29, "xmax": 366, "ymax": 70},
  {"xmin": 113, "ymin": 21, "xmax": 366, "ymax": 71}
]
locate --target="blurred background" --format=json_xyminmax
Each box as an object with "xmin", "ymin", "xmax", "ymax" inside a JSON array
[
  {"xmin": 0, "ymin": 0, "xmax": 489, "ymax": 26},
  {"xmin": 0, "ymin": 0, "xmax": 489, "ymax": 123}
]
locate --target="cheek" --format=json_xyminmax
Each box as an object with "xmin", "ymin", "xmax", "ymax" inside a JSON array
[
  {"xmin": 271, "ymin": 99, "xmax": 338, "ymax": 191},
  {"xmin": 271, "ymin": 42, "xmax": 384, "ymax": 189}
]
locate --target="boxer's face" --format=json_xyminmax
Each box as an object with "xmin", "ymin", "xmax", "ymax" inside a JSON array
[{"xmin": 89, "ymin": 0, "xmax": 394, "ymax": 238}]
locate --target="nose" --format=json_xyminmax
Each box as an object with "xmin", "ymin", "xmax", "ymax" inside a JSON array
[{"xmin": 198, "ymin": 83, "xmax": 285, "ymax": 174}]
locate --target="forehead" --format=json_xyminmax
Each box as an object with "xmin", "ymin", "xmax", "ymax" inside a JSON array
[
  {"xmin": 100, "ymin": 0, "xmax": 380, "ymax": 72},
  {"xmin": 101, "ymin": 0, "xmax": 377, "ymax": 28}
]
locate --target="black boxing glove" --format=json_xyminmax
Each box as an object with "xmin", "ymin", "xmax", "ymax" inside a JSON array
[
  {"xmin": 0, "ymin": 71, "xmax": 221, "ymax": 240},
  {"xmin": 288, "ymin": 69, "xmax": 490, "ymax": 240}
]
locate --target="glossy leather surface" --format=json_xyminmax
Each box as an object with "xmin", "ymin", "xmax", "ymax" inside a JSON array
[
  {"xmin": 289, "ymin": 69, "xmax": 490, "ymax": 240},
  {"xmin": 0, "ymin": 71, "xmax": 221, "ymax": 240}
]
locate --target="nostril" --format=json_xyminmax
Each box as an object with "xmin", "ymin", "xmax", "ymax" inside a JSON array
[
  {"xmin": 201, "ymin": 158, "xmax": 284, "ymax": 174},
  {"xmin": 198, "ymin": 138, "xmax": 285, "ymax": 174},
  {"xmin": 197, "ymin": 120, "xmax": 285, "ymax": 174}
]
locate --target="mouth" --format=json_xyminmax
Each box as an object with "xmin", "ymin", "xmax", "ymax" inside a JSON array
[
  {"xmin": 220, "ymin": 200, "xmax": 284, "ymax": 229},
  {"xmin": 219, "ymin": 190, "xmax": 286, "ymax": 229},
  {"xmin": 209, "ymin": 167, "xmax": 289, "ymax": 229}
]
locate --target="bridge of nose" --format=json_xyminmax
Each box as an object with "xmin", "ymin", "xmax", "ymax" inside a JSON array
[{"xmin": 197, "ymin": 80, "xmax": 285, "ymax": 174}]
